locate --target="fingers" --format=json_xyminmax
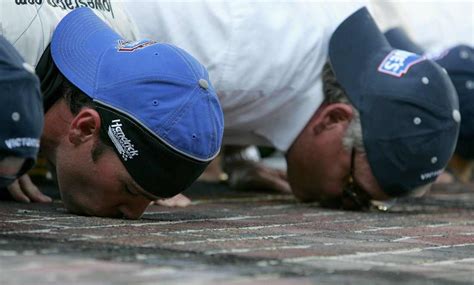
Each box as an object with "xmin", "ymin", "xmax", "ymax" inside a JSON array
[
  {"xmin": 6, "ymin": 175, "xmax": 52, "ymax": 203},
  {"xmin": 254, "ymin": 168, "xmax": 291, "ymax": 193},
  {"xmin": 154, "ymin": 194, "xmax": 191, "ymax": 207},
  {"xmin": 435, "ymin": 171, "xmax": 455, "ymax": 184},
  {"xmin": 6, "ymin": 179, "xmax": 31, "ymax": 203},
  {"xmin": 18, "ymin": 175, "xmax": 52, "ymax": 203},
  {"xmin": 276, "ymin": 169, "xmax": 288, "ymax": 180},
  {"xmin": 230, "ymin": 163, "xmax": 291, "ymax": 193}
]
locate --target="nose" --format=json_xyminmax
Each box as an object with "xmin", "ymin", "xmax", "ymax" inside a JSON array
[{"xmin": 119, "ymin": 198, "xmax": 151, "ymax": 219}]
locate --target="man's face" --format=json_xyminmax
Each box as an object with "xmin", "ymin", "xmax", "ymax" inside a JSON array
[
  {"xmin": 55, "ymin": 142, "xmax": 152, "ymax": 219},
  {"xmin": 287, "ymin": 137, "xmax": 389, "ymax": 209},
  {"xmin": 286, "ymin": 104, "xmax": 390, "ymax": 209}
]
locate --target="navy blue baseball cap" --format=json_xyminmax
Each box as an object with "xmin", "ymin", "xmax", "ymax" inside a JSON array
[
  {"xmin": 0, "ymin": 35, "xmax": 43, "ymax": 186},
  {"xmin": 329, "ymin": 8, "xmax": 460, "ymax": 197},
  {"xmin": 386, "ymin": 28, "xmax": 474, "ymax": 159},
  {"xmin": 436, "ymin": 45, "xmax": 474, "ymax": 159},
  {"xmin": 51, "ymin": 8, "xmax": 224, "ymax": 198}
]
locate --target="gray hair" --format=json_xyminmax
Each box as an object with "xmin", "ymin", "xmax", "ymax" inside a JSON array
[{"xmin": 322, "ymin": 63, "xmax": 365, "ymax": 152}]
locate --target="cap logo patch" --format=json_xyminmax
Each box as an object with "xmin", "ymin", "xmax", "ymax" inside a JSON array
[
  {"xmin": 117, "ymin": 39, "xmax": 157, "ymax": 52},
  {"xmin": 107, "ymin": 119, "xmax": 139, "ymax": 161},
  {"xmin": 378, "ymin": 50, "xmax": 425, "ymax": 77},
  {"xmin": 4, "ymin": 138, "xmax": 40, "ymax": 149}
]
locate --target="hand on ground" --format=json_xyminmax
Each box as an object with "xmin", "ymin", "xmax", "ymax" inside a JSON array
[
  {"xmin": 228, "ymin": 162, "xmax": 291, "ymax": 194},
  {"xmin": 7, "ymin": 174, "xmax": 52, "ymax": 203},
  {"xmin": 154, "ymin": 193, "xmax": 191, "ymax": 207}
]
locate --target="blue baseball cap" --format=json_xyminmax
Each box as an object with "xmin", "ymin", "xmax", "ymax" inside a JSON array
[
  {"xmin": 329, "ymin": 8, "xmax": 460, "ymax": 197},
  {"xmin": 51, "ymin": 8, "xmax": 224, "ymax": 198},
  {"xmin": 385, "ymin": 28, "xmax": 474, "ymax": 159},
  {"xmin": 0, "ymin": 35, "xmax": 43, "ymax": 186}
]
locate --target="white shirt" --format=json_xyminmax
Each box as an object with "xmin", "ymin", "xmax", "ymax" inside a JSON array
[
  {"xmin": 125, "ymin": 1, "xmax": 366, "ymax": 151},
  {"xmin": 370, "ymin": 0, "xmax": 474, "ymax": 53},
  {"xmin": 0, "ymin": 1, "xmax": 139, "ymax": 66}
]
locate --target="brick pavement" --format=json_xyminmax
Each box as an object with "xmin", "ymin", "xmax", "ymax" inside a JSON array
[{"xmin": 1, "ymin": 182, "xmax": 474, "ymax": 284}]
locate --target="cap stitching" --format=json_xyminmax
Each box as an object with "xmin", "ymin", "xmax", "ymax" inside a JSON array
[
  {"xmin": 165, "ymin": 44, "xmax": 199, "ymax": 81},
  {"xmin": 93, "ymin": 40, "xmax": 112, "ymax": 97},
  {"xmin": 205, "ymin": 88, "xmax": 219, "ymax": 159},
  {"xmin": 95, "ymin": 74, "xmax": 196, "ymax": 91},
  {"xmin": 161, "ymin": 84, "xmax": 199, "ymax": 137}
]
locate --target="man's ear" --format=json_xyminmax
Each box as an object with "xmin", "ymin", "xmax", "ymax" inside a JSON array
[
  {"xmin": 68, "ymin": 108, "xmax": 101, "ymax": 145},
  {"xmin": 312, "ymin": 103, "xmax": 353, "ymax": 135}
]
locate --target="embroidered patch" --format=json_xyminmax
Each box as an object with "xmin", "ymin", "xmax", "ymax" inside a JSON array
[
  {"xmin": 107, "ymin": 119, "xmax": 139, "ymax": 161},
  {"xmin": 4, "ymin": 138, "xmax": 40, "ymax": 149},
  {"xmin": 420, "ymin": 168, "xmax": 443, "ymax": 181},
  {"xmin": 378, "ymin": 50, "xmax": 425, "ymax": 77},
  {"xmin": 117, "ymin": 39, "xmax": 157, "ymax": 52}
]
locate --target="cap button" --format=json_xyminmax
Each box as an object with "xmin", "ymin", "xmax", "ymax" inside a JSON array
[
  {"xmin": 452, "ymin": 110, "xmax": 461, "ymax": 123},
  {"xmin": 466, "ymin": 80, "xmax": 474, "ymax": 90},
  {"xmin": 11, "ymin": 112, "xmax": 20, "ymax": 122},
  {"xmin": 198, "ymin": 79, "xmax": 209, "ymax": 90},
  {"xmin": 460, "ymin": 50, "xmax": 470, "ymax": 59}
]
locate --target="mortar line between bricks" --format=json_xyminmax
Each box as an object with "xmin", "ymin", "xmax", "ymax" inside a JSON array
[
  {"xmin": 392, "ymin": 234, "xmax": 444, "ymax": 242},
  {"xmin": 0, "ymin": 214, "xmax": 302, "ymax": 234},
  {"xmin": 421, "ymin": 257, "xmax": 474, "ymax": 266},
  {"xmin": 190, "ymin": 195, "xmax": 297, "ymax": 205},
  {"xmin": 282, "ymin": 243, "xmax": 474, "ymax": 263},
  {"xmin": 353, "ymin": 222, "xmax": 470, "ymax": 234},
  {"xmin": 156, "ymin": 221, "xmax": 316, "ymax": 234},
  {"xmin": 204, "ymin": 244, "xmax": 313, "ymax": 255},
  {"xmin": 339, "ymin": 257, "xmax": 474, "ymax": 269},
  {"xmin": 168, "ymin": 233, "xmax": 300, "ymax": 245},
  {"xmin": 6, "ymin": 217, "xmax": 77, "ymax": 223},
  {"xmin": 118, "ymin": 213, "xmax": 287, "ymax": 226},
  {"xmin": 0, "ymin": 229, "xmax": 53, "ymax": 235},
  {"xmin": 68, "ymin": 222, "xmax": 318, "ymax": 241},
  {"xmin": 353, "ymin": 226, "xmax": 404, "ymax": 233},
  {"xmin": 253, "ymin": 204, "xmax": 299, "ymax": 210},
  {"xmin": 288, "ymin": 256, "xmax": 474, "ymax": 269},
  {"xmin": 305, "ymin": 258, "xmax": 471, "ymax": 269}
]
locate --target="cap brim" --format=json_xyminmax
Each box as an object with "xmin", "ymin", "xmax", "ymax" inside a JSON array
[
  {"xmin": 328, "ymin": 7, "xmax": 391, "ymax": 108},
  {"xmin": 97, "ymin": 104, "xmax": 210, "ymax": 198}
]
